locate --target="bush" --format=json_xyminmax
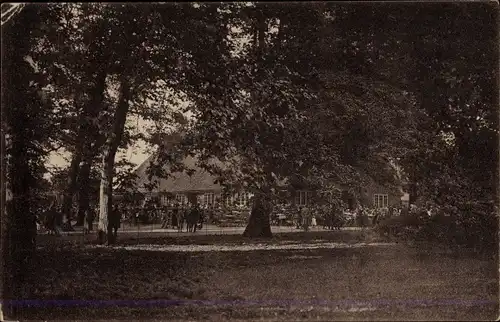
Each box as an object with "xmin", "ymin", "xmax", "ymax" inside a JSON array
[
  {"xmin": 375, "ymin": 205, "xmax": 498, "ymax": 251},
  {"xmin": 375, "ymin": 212, "xmax": 428, "ymax": 240}
]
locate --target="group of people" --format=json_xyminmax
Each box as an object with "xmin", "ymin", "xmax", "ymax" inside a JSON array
[
  {"xmin": 36, "ymin": 195, "xmax": 438, "ymax": 238},
  {"xmin": 295, "ymin": 204, "xmax": 347, "ymax": 231},
  {"xmin": 270, "ymin": 202, "xmax": 421, "ymax": 231},
  {"xmin": 36, "ymin": 202, "xmax": 63, "ymax": 236},
  {"xmin": 352, "ymin": 203, "xmax": 439, "ymax": 227},
  {"xmin": 123, "ymin": 201, "xmax": 208, "ymax": 233},
  {"xmin": 36, "ymin": 201, "xmax": 122, "ymax": 238}
]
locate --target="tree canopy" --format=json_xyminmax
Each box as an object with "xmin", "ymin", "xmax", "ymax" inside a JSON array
[{"xmin": 2, "ymin": 2, "xmax": 497, "ymax": 246}]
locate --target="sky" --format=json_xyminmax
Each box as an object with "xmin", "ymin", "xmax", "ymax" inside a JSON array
[
  {"xmin": 45, "ymin": 116, "xmax": 152, "ymax": 177},
  {"xmin": 45, "ymin": 92, "xmax": 194, "ymax": 179}
]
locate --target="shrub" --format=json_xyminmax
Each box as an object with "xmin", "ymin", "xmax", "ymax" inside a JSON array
[
  {"xmin": 375, "ymin": 212, "xmax": 428, "ymax": 240},
  {"xmin": 375, "ymin": 204, "xmax": 498, "ymax": 251}
]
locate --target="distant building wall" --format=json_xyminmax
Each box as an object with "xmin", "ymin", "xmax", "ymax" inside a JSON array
[{"xmin": 361, "ymin": 181, "xmax": 403, "ymax": 208}]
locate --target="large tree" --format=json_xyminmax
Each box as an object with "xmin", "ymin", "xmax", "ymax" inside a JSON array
[
  {"xmin": 177, "ymin": 3, "xmax": 418, "ymax": 237},
  {"xmin": 1, "ymin": 3, "xmax": 65, "ymax": 316}
]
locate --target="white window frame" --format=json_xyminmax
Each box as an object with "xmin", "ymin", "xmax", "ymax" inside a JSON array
[
  {"xmin": 222, "ymin": 194, "xmax": 233, "ymax": 207},
  {"xmin": 373, "ymin": 194, "xmax": 389, "ymax": 208},
  {"xmin": 295, "ymin": 190, "xmax": 312, "ymax": 206},
  {"xmin": 161, "ymin": 194, "xmax": 176, "ymax": 205},
  {"xmin": 203, "ymin": 192, "xmax": 215, "ymax": 206},
  {"xmin": 175, "ymin": 193, "xmax": 186, "ymax": 205},
  {"xmin": 236, "ymin": 192, "xmax": 250, "ymax": 208}
]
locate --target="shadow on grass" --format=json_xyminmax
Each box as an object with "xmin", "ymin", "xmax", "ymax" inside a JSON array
[{"xmin": 16, "ymin": 229, "xmax": 499, "ymax": 320}]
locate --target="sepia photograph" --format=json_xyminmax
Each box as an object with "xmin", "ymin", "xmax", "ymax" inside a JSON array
[{"xmin": 1, "ymin": 1, "xmax": 498, "ymax": 320}]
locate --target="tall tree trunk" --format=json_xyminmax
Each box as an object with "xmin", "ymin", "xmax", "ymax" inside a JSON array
[
  {"xmin": 408, "ymin": 168, "xmax": 418, "ymax": 205},
  {"xmin": 77, "ymin": 111, "xmax": 109, "ymax": 226},
  {"xmin": 242, "ymin": 10, "xmax": 273, "ymax": 239},
  {"xmin": 98, "ymin": 151, "xmax": 114, "ymax": 244},
  {"xmin": 2, "ymin": 77, "xmax": 39, "ymax": 320},
  {"xmin": 98, "ymin": 77, "xmax": 131, "ymax": 245},
  {"xmin": 76, "ymin": 160, "xmax": 91, "ymax": 226},
  {"xmin": 1, "ymin": 6, "xmax": 45, "ymax": 318},
  {"xmin": 61, "ymin": 71, "xmax": 107, "ymax": 227},
  {"xmin": 1, "ymin": 129, "xmax": 13, "ymax": 320},
  {"xmin": 243, "ymin": 192, "xmax": 273, "ymax": 238},
  {"xmin": 61, "ymin": 152, "xmax": 82, "ymax": 226}
]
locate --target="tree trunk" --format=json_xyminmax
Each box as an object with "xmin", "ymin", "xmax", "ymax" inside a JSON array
[
  {"xmin": 61, "ymin": 71, "xmax": 107, "ymax": 227},
  {"xmin": 77, "ymin": 106, "xmax": 108, "ymax": 227},
  {"xmin": 2, "ymin": 6, "xmax": 45, "ymax": 317},
  {"xmin": 98, "ymin": 151, "xmax": 114, "ymax": 244},
  {"xmin": 2, "ymin": 86, "xmax": 39, "ymax": 320},
  {"xmin": 242, "ymin": 14, "xmax": 272, "ymax": 239},
  {"xmin": 76, "ymin": 160, "xmax": 91, "ymax": 226},
  {"xmin": 243, "ymin": 192, "xmax": 273, "ymax": 238},
  {"xmin": 97, "ymin": 77, "xmax": 131, "ymax": 245},
  {"xmin": 61, "ymin": 152, "xmax": 82, "ymax": 226},
  {"xmin": 1, "ymin": 131, "xmax": 14, "ymax": 319}
]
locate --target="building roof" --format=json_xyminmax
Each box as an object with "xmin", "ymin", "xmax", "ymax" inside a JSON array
[
  {"xmin": 133, "ymin": 153, "xmax": 223, "ymax": 194},
  {"xmin": 131, "ymin": 134, "xmax": 403, "ymax": 197}
]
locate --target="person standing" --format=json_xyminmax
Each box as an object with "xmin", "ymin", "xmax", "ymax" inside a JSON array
[
  {"xmin": 356, "ymin": 206, "xmax": 365, "ymax": 227},
  {"xmin": 372, "ymin": 208, "xmax": 380, "ymax": 226},
  {"xmin": 177, "ymin": 203, "xmax": 186, "ymax": 232},
  {"xmin": 198, "ymin": 204, "xmax": 205, "ymax": 230},
  {"xmin": 296, "ymin": 206, "xmax": 303, "ymax": 229},
  {"xmin": 311, "ymin": 206, "xmax": 317, "ymax": 228},
  {"xmin": 51, "ymin": 204, "xmax": 63, "ymax": 236},
  {"xmin": 84, "ymin": 205, "xmax": 96, "ymax": 234},
  {"xmin": 109, "ymin": 204, "xmax": 121, "ymax": 243},
  {"xmin": 161, "ymin": 203, "xmax": 169, "ymax": 229},
  {"xmin": 302, "ymin": 206, "xmax": 311, "ymax": 232},
  {"xmin": 171, "ymin": 202, "xmax": 179, "ymax": 229}
]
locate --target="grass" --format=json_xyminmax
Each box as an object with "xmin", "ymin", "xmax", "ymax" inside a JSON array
[{"xmin": 12, "ymin": 230, "xmax": 499, "ymax": 321}]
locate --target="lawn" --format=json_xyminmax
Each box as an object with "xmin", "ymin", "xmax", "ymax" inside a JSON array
[{"xmin": 12, "ymin": 230, "xmax": 499, "ymax": 321}]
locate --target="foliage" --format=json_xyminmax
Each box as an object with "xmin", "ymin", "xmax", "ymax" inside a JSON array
[
  {"xmin": 4, "ymin": 3, "xmax": 497, "ymax": 243},
  {"xmin": 180, "ymin": 4, "xmax": 418, "ymax": 217}
]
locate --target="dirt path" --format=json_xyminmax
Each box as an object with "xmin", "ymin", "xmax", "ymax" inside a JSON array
[
  {"xmin": 97, "ymin": 241, "xmax": 396, "ymax": 253},
  {"xmin": 36, "ymin": 225, "xmax": 366, "ymax": 246}
]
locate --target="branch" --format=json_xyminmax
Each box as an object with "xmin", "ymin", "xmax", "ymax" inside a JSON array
[{"xmin": 1, "ymin": 3, "xmax": 25, "ymax": 26}]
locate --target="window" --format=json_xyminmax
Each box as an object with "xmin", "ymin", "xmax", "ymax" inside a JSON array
[
  {"xmin": 175, "ymin": 193, "xmax": 187, "ymax": 205},
  {"xmin": 295, "ymin": 190, "xmax": 313, "ymax": 206},
  {"xmin": 222, "ymin": 194, "xmax": 233, "ymax": 207},
  {"xmin": 161, "ymin": 194, "xmax": 176, "ymax": 205},
  {"xmin": 220, "ymin": 192, "xmax": 251, "ymax": 207},
  {"xmin": 236, "ymin": 192, "xmax": 250, "ymax": 207},
  {"xmin": 203, "ymin": 192, "xmax": 215, "ymax": 206},
  {"xmin": 373, "ymin": 194, "xmax": 389, "ymax": 208}
]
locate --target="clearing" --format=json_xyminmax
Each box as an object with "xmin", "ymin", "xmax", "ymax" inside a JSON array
[{"xmin": 13, "ymin": 230, "xmax": 499, "ymax": 321}]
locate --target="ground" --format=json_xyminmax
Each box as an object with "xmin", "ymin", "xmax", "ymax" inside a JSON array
[{"xmin": 13, "ymin": 229, "xmax": 499, "ymax": 320}]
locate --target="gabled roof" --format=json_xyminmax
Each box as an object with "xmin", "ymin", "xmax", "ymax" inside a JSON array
[{"xmin": 133, "ymin": 153, "xmax": 223, "ymax": 193}]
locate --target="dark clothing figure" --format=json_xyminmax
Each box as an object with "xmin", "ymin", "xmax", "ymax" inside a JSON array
[
  {"xmin": 44, "ymin": 206, "xmax": 61, "ymax": 236},
  {"xmin": 296, "ymin": 208, "xmax": 303, "ymax": 229},
  {"xmin": 109, "ymin": 206, "xmax": 121, "ymax": 242},
  {"xmin": 161, "ymin": 207, "xmax": 170, "ymax": 229},
  {"xmin": 84, "ymin": 208, "xmax": 96, "ymax": 233},
  {"xmin": 177, "ymin": 207, "xmax": 187, "ymax": 232},
  {"xmin": 198, "ymin": 208, "xmax": 205, "ymax": 230},
  {"xmin": 356, "ymin": 208, "xmax": 366, "ymax": 227},
  {"xmin": 171, "ymin": 207, "xmax": 179, "ymax": 228},
  {"xmin": 187, "ymin": 205, "xmax": 201, "ymax": 232},
  {"xmin": 133, "ymin": 207, "xmax": 139, "ymax": 225}
]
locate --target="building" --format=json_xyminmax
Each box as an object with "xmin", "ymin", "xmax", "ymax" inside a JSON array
[
  {"xmin": 132, "ymin": 154, "xmax": 253, "ymax": 209},
  {"xmin": 131, "ymin": 152, "xmax": 405, "ymax": 210}
]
